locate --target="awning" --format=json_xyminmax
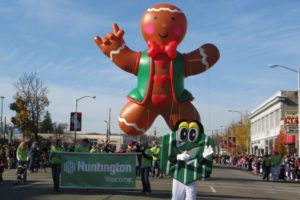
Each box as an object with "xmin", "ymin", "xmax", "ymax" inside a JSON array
[{"xmin": 286, "ymin": 135, "xmax": 296, "ymax": 144}]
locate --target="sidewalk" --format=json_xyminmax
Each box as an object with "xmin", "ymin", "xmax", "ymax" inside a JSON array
[{"xmin": 214, "ymin": 163, "xmax": 300, "ymax": 184}]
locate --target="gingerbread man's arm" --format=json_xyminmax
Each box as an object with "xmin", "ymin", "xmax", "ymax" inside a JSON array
[
  {"xmin": 94, "ymin": 24, "xmax": 140, "ymax": 75},
  {"xmin": 183, "ymin": 43, "xmax": 220, "ymax": 76}
]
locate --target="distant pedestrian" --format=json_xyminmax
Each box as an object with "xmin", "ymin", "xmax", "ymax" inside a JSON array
[
  {"xmin": 90, "ymin": 145, "xmax": 99, "ymax": 153},
  {"xmin": 0, "ymin": 144, "xmax": 5, "ymax": 184},
  {"xmin": 271, "ymin": 151, "xmax": 282, "ymax": 181},
  {"xmin": 16, "ymin": 141, "xmax": 29, "ymax": 182},
  {"xmin": 49, "ymin": 139, "xmax": 64, "ymax": 192},
  {"xmin": 74, "ymin": 138, "xmax": 90, "ymax": 153},
  {"xmin": 101, "ymin": 140, "xmax": 112, "ymax": 153},
  {"xmin": 295, "ymin": 157, "xmax": 300, "ymax": 181},
  {"xmin": 262, "ymin": 154, "xmax": 271, "ymax": 181},
  {"xmin": 150, "ymin": 141, "xmax": 161, "ymax": 178},
  {"xmin": 140, "ymin": 141, "xmax": 152, "ymax": 196}
]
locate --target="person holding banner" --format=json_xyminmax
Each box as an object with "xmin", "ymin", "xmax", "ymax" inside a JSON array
[
  {"xmin": 140, "ymin": 141, "xmax": 152, "ymax": 196},
  {"xmin": 49, "ymin": 139, "xmax": 64, "ymax": 192},
  {"xmin": 75, "ymin": 138, "xmax": 90, "ymax": 153}
]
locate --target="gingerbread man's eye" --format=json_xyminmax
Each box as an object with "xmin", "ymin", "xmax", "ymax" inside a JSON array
[
  {"xmin": 154, "ymin": 16, "xmax": 158, "ymax": 20},
  {"xmin": 171, "ymin": 17, "xmax": 175, "ymax": 21}
]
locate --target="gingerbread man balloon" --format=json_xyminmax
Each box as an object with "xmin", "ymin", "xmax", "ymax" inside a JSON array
[{"xmin": 95, "ymin": 4, "xmax": 220, "ymax": 136}]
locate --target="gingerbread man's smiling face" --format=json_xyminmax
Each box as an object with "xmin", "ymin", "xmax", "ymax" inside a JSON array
[{"xmin": 141, "ymin": 4, "xmax": 187, "ymax": 45}]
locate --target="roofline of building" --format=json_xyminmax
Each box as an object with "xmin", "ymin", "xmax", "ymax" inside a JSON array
[{"xmin": 249, "ymin": 90, "xmax": 296, "ymax": 119}]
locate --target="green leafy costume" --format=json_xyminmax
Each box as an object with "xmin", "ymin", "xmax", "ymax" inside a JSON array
[{"xmin": 160, "ymin": 122, "xmax": 214, "ymax": 184}]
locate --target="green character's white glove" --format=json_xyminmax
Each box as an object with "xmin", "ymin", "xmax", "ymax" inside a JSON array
[
  {"xmin": 202, "ymin": 145, "xmax": 214, "ymax": 159},
  {"xmin": 177, "ymin": 151, "xmax": 191, "ymax": 161}
]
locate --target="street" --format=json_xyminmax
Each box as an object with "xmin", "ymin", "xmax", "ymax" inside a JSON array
[{"xmin": 1, "ymin": 165, "xmax": 300, "ymax": 200}]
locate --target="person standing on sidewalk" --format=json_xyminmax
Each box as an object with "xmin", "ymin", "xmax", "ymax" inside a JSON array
[
  {"xmin": 49, "ymin": 139, "xmax": 64, "ymax": 192},
  {"xmin": 140, "ymin": 141, "xmax": 152, "ymax": 196},
  {"xmin": 150, "ymin": 141, "xmax": 161, "ymax": 178},
  {"xmin": 271, "ymin": 151, "xmax": 282, "ymax": 181},
  {"xmin": 262, "ymin": 153, "xmax": 271, "ymax": 181},
  {"xmin": 0, "ymin": 144, "xmax": 5, "ymax": 184}
]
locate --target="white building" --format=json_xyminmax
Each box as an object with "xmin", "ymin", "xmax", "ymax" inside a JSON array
[{"xmin": 249, "ymin": 90, "xmax": 298, "ymax": 155}]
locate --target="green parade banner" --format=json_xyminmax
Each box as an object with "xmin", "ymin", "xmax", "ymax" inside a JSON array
[{"xmin": 59, "ymin": 152, "xmax": 136, "ymax": 189}]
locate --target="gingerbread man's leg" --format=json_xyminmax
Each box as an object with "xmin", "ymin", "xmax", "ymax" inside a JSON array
[
  {"xmin": 119, "ymin": 101, "xmax": 159, "ymax": 136},
  {"xmin": 161, "ymin": 102, "xmax": 200, "ymax": 130}
]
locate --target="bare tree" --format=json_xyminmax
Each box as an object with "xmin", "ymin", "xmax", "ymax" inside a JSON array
[{"xmin": 14, "ymin": 72, "xmax": 49, "ymax": 139}]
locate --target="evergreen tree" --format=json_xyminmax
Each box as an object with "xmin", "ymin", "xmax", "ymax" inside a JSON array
[{"xmin": 39, "ymin": 111, "xmax": 53, "ymax": 133}]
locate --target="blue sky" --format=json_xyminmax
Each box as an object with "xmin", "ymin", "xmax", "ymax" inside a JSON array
[{"xmin": 1, "ymin": 0, "xmax": 300, "ymax": 136}]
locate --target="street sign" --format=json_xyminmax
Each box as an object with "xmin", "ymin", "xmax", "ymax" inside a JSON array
[
  {"xmin": 70, "ymin": 112, "xmax": 82, "ymax": 131},
  {"xmin": 285, "ymin": 115, "xmax": 298, "ymax": 133},
  {"xmin": 284, "ymin": 115, "xmax": 298, "ymax": 125}
]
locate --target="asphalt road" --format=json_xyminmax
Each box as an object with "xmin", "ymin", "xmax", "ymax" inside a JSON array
[{"xmin": 1, "ymin": 165, "xmax": 300, "ymax": 200}]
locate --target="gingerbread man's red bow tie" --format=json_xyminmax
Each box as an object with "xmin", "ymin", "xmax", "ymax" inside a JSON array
[{"xmin": 147, "ymin": 41, "xmax": 178, "ymax": 59}]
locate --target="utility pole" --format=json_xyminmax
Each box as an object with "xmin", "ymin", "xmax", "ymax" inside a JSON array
[
  {"xmin": 0, "ymin": 96, "xmax": 4, "ymax": 139},
  {"xmin": 105, "ymin": 108, "xmax": 111, "ymax": 142},
  {"xmin": 108, "ymin": 108, "xmax": 111, "ymax": 142}
]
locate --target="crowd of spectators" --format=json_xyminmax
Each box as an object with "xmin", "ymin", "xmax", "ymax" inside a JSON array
[{"xmin": 215, "ymin": 153, "xmax": 300, "ymax": 182}]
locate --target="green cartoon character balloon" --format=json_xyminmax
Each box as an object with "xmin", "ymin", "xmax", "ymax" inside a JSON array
[{"xmin": 160, "ymin": 120, "xmax": 214, "ymax": 184}]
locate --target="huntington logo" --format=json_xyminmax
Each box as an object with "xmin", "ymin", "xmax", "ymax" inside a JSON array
[{"xmin": 64, "ymin": 161, "xmax": 76, "ymax": 174}]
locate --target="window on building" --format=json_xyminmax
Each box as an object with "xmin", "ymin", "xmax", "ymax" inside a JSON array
[
  {"xmin": 270, "ymin": 112, "xmax": 274, "ymax": 128},
  {"xmin": 275, "ymin": 109, "xmax": 280, "ymax": 125}
]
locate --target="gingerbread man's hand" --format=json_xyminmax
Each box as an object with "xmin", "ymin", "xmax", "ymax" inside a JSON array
[{"xmin": 94, "ymin": 23, "xmax": 125, "ymax": 58}]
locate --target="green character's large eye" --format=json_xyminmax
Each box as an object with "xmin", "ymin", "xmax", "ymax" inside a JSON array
[
  {"xmin": 188, "ymin": 128, "xmax": 199, "ymax": 142},
  {"xmin": 177, "ymin": 127, "xmax": 188, "ymax": 142}
]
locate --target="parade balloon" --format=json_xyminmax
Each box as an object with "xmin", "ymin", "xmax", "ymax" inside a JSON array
[{"xmin": 94, "ymin": 4, "xmax": 220, "ymax": 136}]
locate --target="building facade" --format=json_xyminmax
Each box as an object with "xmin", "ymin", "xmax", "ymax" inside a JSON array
[{"xmin": 249, "ymin": 90, "xmax": 298, "ymax": 156}]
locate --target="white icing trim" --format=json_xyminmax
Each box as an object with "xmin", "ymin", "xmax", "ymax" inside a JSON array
[
  {"xmin": 199, "ymin": 47, "xmax": 210, "ymax": 70},
  {"xmin": 118, "ymin": 117, "xmax": 145, "ymax": 132},
  {"xmin": 147, "ymin": 7, "xmax": 182, "ymax": 13},
  {"xmin": 110, "ymin": 43, "xmax": 126, "ymax": 60}
]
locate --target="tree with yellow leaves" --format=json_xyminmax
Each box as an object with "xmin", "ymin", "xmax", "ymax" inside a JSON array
[
  {"xmin": 10, "ymin": 95, "xmax": 33, "ymax": 138},
  {"xmin": 10, "ymin": 73, "xmax": 49, "ymax": 139}
]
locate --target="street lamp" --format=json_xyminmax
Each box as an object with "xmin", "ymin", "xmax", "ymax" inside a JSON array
[
  {"xmin": 228, "ymin": 110, "xmax": 244, "ymax": 153},
  {"xmin": 74, "ymin": 95, "xmax": 96, "ymax": 145},
  {"xmin": 0, "ymin": 96, "xmax": 4, "ymax": 139},
  {"xmin": 269, "ymin": 64, "xmax": 300, "ymax": 156},
  {"xmin": 104, "ymin": 120, "xmax": 109, "ymax": 142},
  {"xmin": 104, "ymin": 108, "xmax": 112, "ymax": 142}
]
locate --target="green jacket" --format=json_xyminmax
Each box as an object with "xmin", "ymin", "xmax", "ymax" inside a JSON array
[
  {"xmin": 150, "ymin": 146, "xmax": 160, "ymax": 161},
  {"xmin": 17, "ymin": 148, "xmax": 29, "ymax": 162},
  {"xmin": 128, "ymin": 51, "xmax": 193, "ymax": 104},
  {"xmin": 49, "ymin": 145, "xmax": 64, "ymax": 164},
  {"xmin": 272, "ymin": 155, "xmax": 282, "ymax": 167},
  {"xmin": 263, "ymin": 157, "xmax": 271, "ymax": 167},
  {"xmin": 141, "ymin": 148, "xmax": 152, "ymax": 168},
  {"xmin": 75, "ymin": 144, "xmax": 90, "ymax": 153}
]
